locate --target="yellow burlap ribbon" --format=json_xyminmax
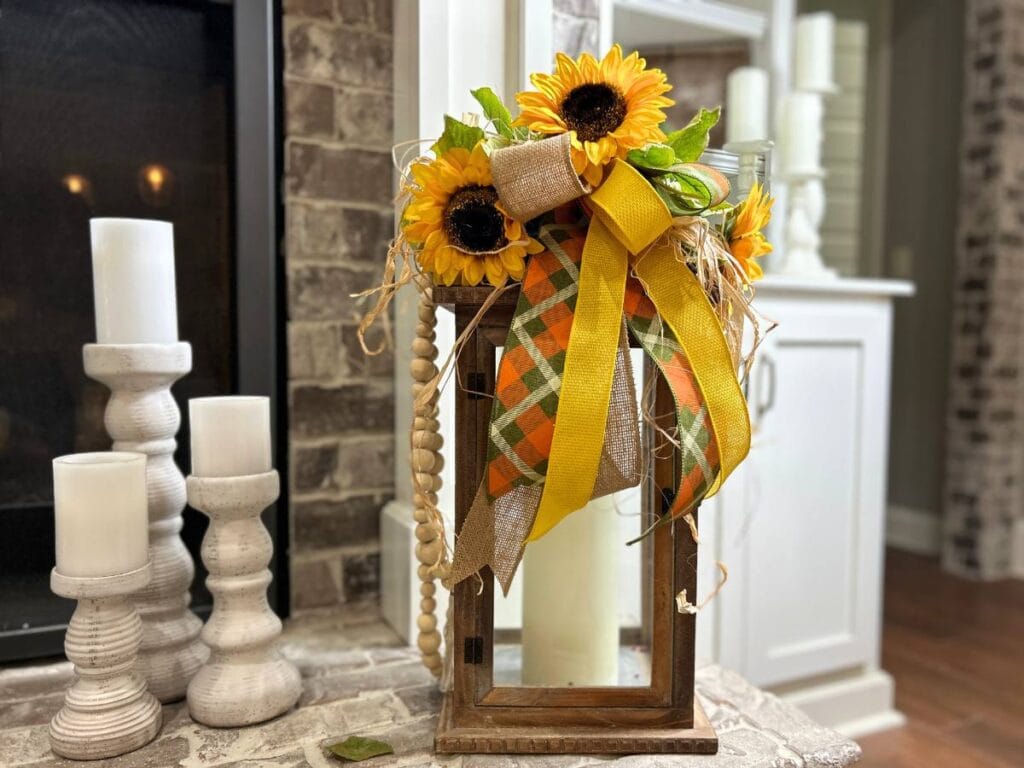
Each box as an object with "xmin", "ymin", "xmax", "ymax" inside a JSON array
[{"xmin": 528, "ymin": 159, "xmax": 750, "ymax": 540}]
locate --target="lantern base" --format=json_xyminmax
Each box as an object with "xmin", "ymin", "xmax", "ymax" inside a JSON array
[{"xmin": 435, "ymin": 694, "xmax": 717, "ymax": 755}]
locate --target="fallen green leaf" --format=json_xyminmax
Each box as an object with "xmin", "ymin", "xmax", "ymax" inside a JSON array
[{"xmin": 326, "ymin": 735, "xmax": 395, "ymax": 762}]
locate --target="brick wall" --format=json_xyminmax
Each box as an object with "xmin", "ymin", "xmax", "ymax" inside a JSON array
[
  {"xmin": 944, "ymin": 0, "xmax": 1024, "ymax": 579},
  {"xmin": 283, "ymin": 0, "xmax": 395, "ymax": 610}
]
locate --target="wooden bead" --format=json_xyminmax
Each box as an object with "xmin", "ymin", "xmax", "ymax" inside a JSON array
[
  {"xmin": 417, "ymin": 614, "xmax": 437, "ymax": 633},
  {"xmin": 416, "ymin": 540, "xmax": 442, "ymax": 565},
  {"xmin": 417, "ymin": 304, "xmax": 435, "ymax": 322},
  {"xmin": 415, "ymin": 523, "xmax": 441, "ymax": 543},
  {"xmin": 413, "ymin": 472, "xmax": 436, "ymax": 492},
  {"xmin": 410, "ymin": 359, "xmax": 436, "ymax": 382},
  {"xmin": 421, "ymin": 597, "xmax": 436, "ymax": 613},
  {"xmin": 417, "ymin": 564, "xmax": 432, "ymax": 581},
  {"xmin": 423, "ymin": 653, "xmax": 443, "ymax": 673},
  {"xmin": 411, "ymin": 337, "xmax": 437, "ymax": 359},
  {"xmin": 431, "ymin": 453, "xmax": 445, "ymax": 474},
  {"xmin": 412, "ymin": 431, "xmax": 443, "ymax": 450},
  {"xmin": 410, "ymin": 448, "xmax": 436, "ymax": 473},
  {"xmin": 413, "ymin": 506, "xmax": 432, "ymax": 524},
  {"xmin": 420, "ymin": 581, "xmax": 436, "ymax": 598},
  {"xmin": 413, "ymin": 491, "xmax": 438, "ymax": 508},
  {"xmin": 417, "ymin": 631, "xmax": 441, "ymax": 654}
]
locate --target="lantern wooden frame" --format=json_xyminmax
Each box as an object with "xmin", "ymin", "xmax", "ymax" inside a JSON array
[{"xmin": 433, "ymin": 286, "xmax": 717, "ymax": 755}]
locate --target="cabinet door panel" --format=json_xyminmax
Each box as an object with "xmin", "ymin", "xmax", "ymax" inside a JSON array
[{"xmin": 713, "ymin": 298, "xmax": 891, "ymax": 687}]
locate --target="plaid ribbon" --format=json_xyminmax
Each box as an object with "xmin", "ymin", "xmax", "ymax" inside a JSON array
[{"xmin": 449, "ymin": 209, "xmax": 720, "ymax": 588}]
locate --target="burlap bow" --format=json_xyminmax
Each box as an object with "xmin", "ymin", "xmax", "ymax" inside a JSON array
[{"xmin": 448, "ymin": 136, "xmax": 750, "ymax": 592}]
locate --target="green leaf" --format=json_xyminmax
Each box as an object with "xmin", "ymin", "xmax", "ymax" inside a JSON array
[
  {"xmin": 651, "ymin": 172, "xmax": 713, "ymax": 215},
  {"xmin": 626, "ymin": 143, "xmax": 677, "ymax": 172},
  {"xmin": 471, "ymin": 87, "xmax": 515, "ymax": 139},
  {"xmin": 326, "ymin": 736, "xmax": 395, "ymax": 762},
  {"xmin": 665, "ymin": 106, "xmax": 721, "ymax": 163},
  {"xmin": 430, "ymin": 115, "xmax": 485, "ymax": 156}
]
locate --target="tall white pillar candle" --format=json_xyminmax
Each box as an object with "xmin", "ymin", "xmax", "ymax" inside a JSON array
[
  {"xmin": 726, "ymin": 67, "xmax": 769, "ymax": 143},
  {"xmin": 91, "ymin": 218, "xmax": 178, "ymax": 344},
  {"xmin": 189, "ymin": 396, "xmax": 273, "ymax": 477},
  {"xmin": 53, "ymin": 452, "xmax": 149, "ymax": 578},
  {"xmin": 794, "ymin": 12, "xmax": 836, "ymax": 92},
  {"xmin": 779, "ymin": 92, "xmax": 824, "ymax": 175},
  {"xmin": 521, "ymin": 493, "xmax": 620, "ymax": 686}
]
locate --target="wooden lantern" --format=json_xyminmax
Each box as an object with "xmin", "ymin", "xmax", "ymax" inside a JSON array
[{"xmin": 433, "ymin": 286, "xmax": 718, "ymax": 756}]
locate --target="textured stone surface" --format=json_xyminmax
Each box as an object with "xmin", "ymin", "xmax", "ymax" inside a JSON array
[
  {"xmin": 0, "ymin": 612, "xmax": 859, "ymax": 767},
  {"xmin": 944, "ymin": 0, "xmax": 1024, "ymax": 579},
  {"xmin": 284, "ymin": 0, "xmax": 394, "ymax": 613}
]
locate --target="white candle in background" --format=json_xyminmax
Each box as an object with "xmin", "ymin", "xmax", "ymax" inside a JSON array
[
  {"xmin": 725, "ymin": 67, "xmax": 769, "ymax": 143},
  {"xmin": 794, "ymin": 12, "xmax": 836, "ymax": 92},
  {"xmin": 521, "ymin": 493, "xmax": 619, "ymax": 686},
  {"xmin": 53, "ymin": 452, "xmax": 149, "ymax": 578},
  {"xmin": 91, "ymin": 218, "xmax": 178, "ymax": 344},
  {"xmin": 189, "ymin": 396, "xmax": 273, "ymax": 477},
  {"xmin": 779, "ymin": 92, "xmax": 824, "ymax": 175}
]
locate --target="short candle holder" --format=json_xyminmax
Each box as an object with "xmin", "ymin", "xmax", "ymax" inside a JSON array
[
  {"xmin": 83, "ymin": 343, "xmax": 208, "ymax": 702},
  {"xmin": 49, "ymin": 564, "xmax": 162, "ymax": 761},
  {"xmin": 778, "ymin": 169, "xmax": 837, "ymax": 279},
  {"xmin": 185, "ymin": 470, "xmax": 300, "ymax": 727}
]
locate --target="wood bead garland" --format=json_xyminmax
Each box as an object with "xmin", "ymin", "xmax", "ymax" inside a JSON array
[{"xmin": 411, "ymin": 285, "xmax": 446, "ymax": 678}]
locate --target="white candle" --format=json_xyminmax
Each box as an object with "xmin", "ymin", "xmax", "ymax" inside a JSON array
[
  {"xmin": 794, "ymin": 12, "xmax": 836, "ymax": 92},
  {"xmin": 726, "ymin": 67, "xmax": 769, "ymax": 143},
  {"xmin": 189, "ymin": 396, "xmax": 273, "ymax": 477},
  {"xmin": 779, "ymin": 92, "xmax": 824, "ymax": 175},
  {"xmin": 53, "ymin": 452, "xmax": 149, "ymax": 578},
  {"xmin": 521, "ymin": 494, "xmax": 619, "ymax": 686},
  {"xmin": 91, "ymin": 218, "xmax": 178, "ymax": 344}
]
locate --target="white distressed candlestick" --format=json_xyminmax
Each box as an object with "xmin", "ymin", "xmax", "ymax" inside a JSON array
[
  {"xmin": 49, "ymin": 451, "xmax": 160, "ymax": 760},
  {"xmin": 83, "ymin": 344, "xmax": 207, "ymax": 702},
  {"xmin": 49, "ymin": 564, "xmax": 163, "ymax": 760},
  {"xmin": 186, "ymin": 470, "xmax": 300, "ymax": 726},
  {"xmin": 778, "ymin": 170, "xmax": 836, "ymax": 278}
]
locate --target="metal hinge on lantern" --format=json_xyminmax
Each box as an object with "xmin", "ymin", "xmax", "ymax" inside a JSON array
[
  {"xmin": 467, "ymin": 372, "xmax": 487, "ymax": 400},
  {"xmin": 464, "ymin": 636, "xmax": 484, "ymax": 664}
]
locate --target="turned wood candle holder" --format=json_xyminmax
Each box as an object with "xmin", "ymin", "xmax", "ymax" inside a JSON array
[
  {"xmin": 49, "ymin": 563, "xmax": 162, "ymax": 761},
  {"xmin": 83, "ymin": 343, "xmax": 208, "ymax": 703},
  {"xmin": 185, "ymin": 470, "xmax": 300, "ymax": 727}
]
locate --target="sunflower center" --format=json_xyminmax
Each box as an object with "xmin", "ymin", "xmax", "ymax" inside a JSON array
[
  {"xmin": 443, "ymin": 185, "xmax": 507, "ymax": 253},
  {"xmin": 560, "ymin": 83, "xmax": 627, "ymax": 143}
]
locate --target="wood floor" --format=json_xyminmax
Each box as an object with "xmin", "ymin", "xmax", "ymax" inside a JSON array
[{"xmin": 857, "ymin": 549, "xmax": 1024, "ymax": 767}]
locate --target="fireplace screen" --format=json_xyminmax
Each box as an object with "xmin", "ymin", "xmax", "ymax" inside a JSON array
[{"xmin": 0, "ymin": 0, "xmax": 249, "ymax": 660}]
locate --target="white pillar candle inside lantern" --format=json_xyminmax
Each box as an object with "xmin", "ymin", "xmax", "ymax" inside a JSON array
[
  {"xmin": 794, "ymin": 12, "xmax": 836, "ymax": 92},
  {"xmin": 91, "ymin": 218, "xmax": 178, "ymax": 344},
  {"xmin": 189, "ymin": 396, "xmax": 273, "ymax": 477},
  {"xmin": 53, "ymin": 452, "xmax": 149, "ymax": 578},
  {"xmin": 521, "ymin": 493, "xmax": 620, "ymax": 686},
  {"xmin": 779, "ymin": 92, "xmax": 824, "ymax": 175},
  {"xmin": 725, "ymin": 67, "xmax": 769, "ymax": 143}
]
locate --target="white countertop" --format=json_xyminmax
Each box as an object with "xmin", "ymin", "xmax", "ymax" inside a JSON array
[{"xmin": 756, "ymin": 274, "xmax": 916, "ymax": 298}]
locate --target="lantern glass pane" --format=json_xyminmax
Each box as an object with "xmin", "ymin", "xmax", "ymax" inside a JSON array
[{"xmin": 491, "ymin": 348, "xmax": 656, "ymax": 688}]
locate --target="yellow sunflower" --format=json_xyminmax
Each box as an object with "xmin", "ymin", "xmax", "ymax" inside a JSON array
[
  {"xmin": 403, "ymin": 143, "xmax": 544, "ymax": 286},
  {"xmin": 514, "ymin": 44, "xmax": 673, "ymax": 187},
  {"xmin": 727, "ymin": 181, "xmax": 774, "ymax": 281}
]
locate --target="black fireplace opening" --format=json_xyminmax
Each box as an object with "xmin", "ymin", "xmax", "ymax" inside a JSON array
[{"xmin": 0, "ymin": 0, "xmax": 287, "ymax": 662}]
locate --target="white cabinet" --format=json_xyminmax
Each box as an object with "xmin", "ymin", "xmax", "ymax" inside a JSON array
[{"xmin": 696, "ymin": 276, "xmax": 912, "ymax": 736}]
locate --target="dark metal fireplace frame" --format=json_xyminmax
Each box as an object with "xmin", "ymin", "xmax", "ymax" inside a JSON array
[{"xmin": 0, "ymin": 0, "xmax": 289, "ymax": 661}]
